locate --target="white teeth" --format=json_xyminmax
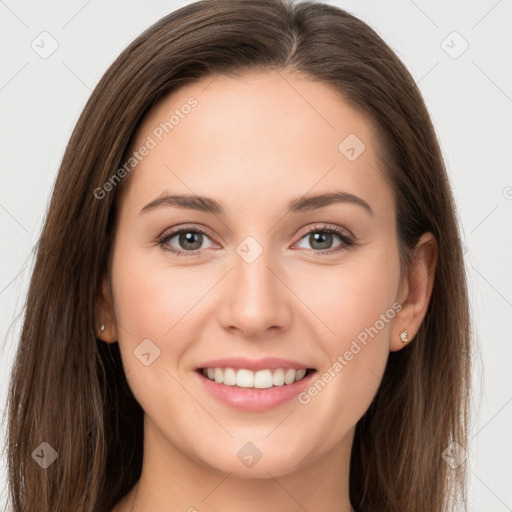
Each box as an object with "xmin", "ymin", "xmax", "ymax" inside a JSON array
[
  {"xmin": 254, "ymin": 369, "xmax": 273, "ymax": 389},
  {"xmin": 295, "ymin": 369, "xmax": 307, "ymax": 381},
  {"xmin": 201, "ymin": 367, "xmax": 310, "ymax": 388},
  {"xmin": 272, "ymin": 368, "xmax": 285, "ymax": 386},
  {"xmin": 236, "ymin": 369, "xmax": 254, "ymax": 388},
  {"xmin": 223, "ymin": 367, "xmax": 237, "ymax": 386},
  {"xmin": 284, "ymin": 369, "xmax": 296, "ymax": 385}
]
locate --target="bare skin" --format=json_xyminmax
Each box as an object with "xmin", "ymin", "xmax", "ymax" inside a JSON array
[{"xmin": 99, "ymin": 70, "xmax": 437, "ymax": 512}]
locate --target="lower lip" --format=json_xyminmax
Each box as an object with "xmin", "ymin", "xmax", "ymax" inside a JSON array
[{"xmin": 195, "ymin": 370, "xmax": 316, "ymax": 412}]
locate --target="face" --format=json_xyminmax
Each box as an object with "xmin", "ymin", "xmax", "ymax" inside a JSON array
[{"xmin": 104, "ymin": 70, "xmax": 404, "ymax": 478}]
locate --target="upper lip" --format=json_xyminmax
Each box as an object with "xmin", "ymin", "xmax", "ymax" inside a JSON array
[{"xmin": 196, "ymin": 356, "xmax": 314, "ymax": 372}]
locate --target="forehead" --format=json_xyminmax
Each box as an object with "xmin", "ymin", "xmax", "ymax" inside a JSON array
[{"xmin": 122, "ymin": 70, "xmax": 392, "ymax": 222}]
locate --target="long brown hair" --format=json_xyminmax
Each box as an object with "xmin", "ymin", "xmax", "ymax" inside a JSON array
[{"xmin": 6, "ymin": 1, "xmax": 472, "ymax": 510}]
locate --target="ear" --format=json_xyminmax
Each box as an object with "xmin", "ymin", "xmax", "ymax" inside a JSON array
[
  {"xmin": 95, "ymin": 275, "xmax": 118, "ymax": 343},
  {"xmin": 390, "ymin": 232, "xmax": 438, "ymax": 352}
]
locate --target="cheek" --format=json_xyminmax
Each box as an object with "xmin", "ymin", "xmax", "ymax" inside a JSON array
[
  {"xmin": 109, "ymin": 243, "xmax": 207, "ymax": 400},
  {"xmin": 293, "ymin": 248, "xmax": 400, "ymax": 424},
  {"xmin": 298, "ymin": 251, "xmax": 400, "ymax": 351},
  {"xmin": 111, "ymin": 245, "xmax": 207, "ymax": 343},
  {"xmin": 109, "ymin": 255, "xmax": 220, "ymax": 455}
]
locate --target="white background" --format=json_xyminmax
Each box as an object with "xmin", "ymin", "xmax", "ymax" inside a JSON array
[{"xmin": 1, "ymin": 0, "xmax": 511, "ymax": 510}]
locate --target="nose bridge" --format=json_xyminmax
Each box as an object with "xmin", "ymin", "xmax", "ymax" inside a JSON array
[{"xmin": 219, "ymin": 233, "xmax": 290, "ymax": 336}]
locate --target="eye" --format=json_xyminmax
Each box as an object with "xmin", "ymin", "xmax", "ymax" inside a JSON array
[
  {"xmin": 157, "ymin": 223, "xmax": 355, "ymax": 257},
  {"xmin": 157, "ymin": 225, "xmax": 215, "ymax": 256},
  {"xmin": 294, "ymin": 225, "xmax": 354, "ymax": 255}
]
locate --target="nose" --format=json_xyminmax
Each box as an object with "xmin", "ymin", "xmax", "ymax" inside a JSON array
[{"xmin": 217, "ymin": 242, "xmax": 293, "ymax": 340}]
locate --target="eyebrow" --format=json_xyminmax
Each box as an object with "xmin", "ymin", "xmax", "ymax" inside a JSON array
[{"xmin": 139, "ymin": 191, "xmax": 374, "ymax": 217}]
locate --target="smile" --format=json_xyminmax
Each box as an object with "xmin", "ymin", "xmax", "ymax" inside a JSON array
[
  {"xmin": 199, "ymin": 367, "xmax": 312, "ymax": 388},
  {"xmin": 194, "ymin": 357, "xmax": 318, "ymax": 412}
]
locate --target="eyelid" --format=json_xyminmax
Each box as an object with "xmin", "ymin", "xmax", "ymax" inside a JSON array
[{"xmin": 295, "ymin": 223, "xmax": 354, "ymax": 241}]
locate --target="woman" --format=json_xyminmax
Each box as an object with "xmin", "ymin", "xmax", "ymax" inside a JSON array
[{"xmin": 6, "ymin": 1, "xmax": 472, "ymax": 510}]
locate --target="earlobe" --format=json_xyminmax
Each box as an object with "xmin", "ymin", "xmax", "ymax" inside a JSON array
[
  {"xmin": 95, "ymin": 276, "xmax": 118, "ymax": 343},
  {"xmin": 390, "ymin": 232, "xmax": 438, "ymax": 352},
  {"xmin": 399, "ymin": 329, "xmax": 409, "ymax": 345}
]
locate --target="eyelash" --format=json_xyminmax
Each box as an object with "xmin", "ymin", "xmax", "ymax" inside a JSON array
[{"xmin": 156, "ymin": 224, "xmax": 356, "ymax": 257}]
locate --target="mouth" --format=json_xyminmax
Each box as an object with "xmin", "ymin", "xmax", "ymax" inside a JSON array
[
  {"xmin": 194, "ymin": 363, "xmax": 318, "ymax": 412},
  {"xmin": 196, "ymin": 367, "xmax": 316, "ymax": 389}
]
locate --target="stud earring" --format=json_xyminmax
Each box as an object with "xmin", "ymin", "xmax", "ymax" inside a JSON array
[
  {"xmin": 399, "ymin": 330, "xmax": 409, "ymax": 344},
  {"xmin": 100, "ymin": 324, "xmax": 105, "ymax": 333}
]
